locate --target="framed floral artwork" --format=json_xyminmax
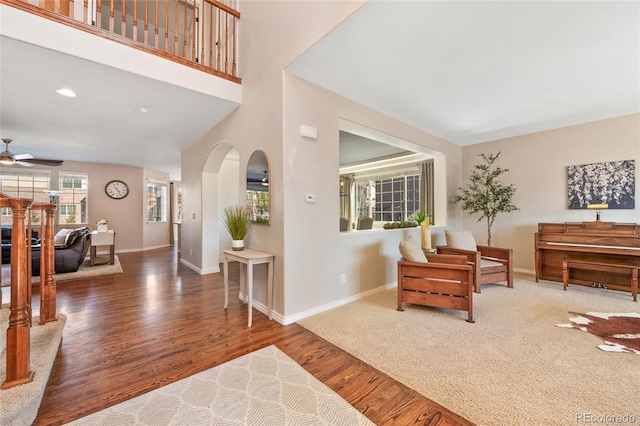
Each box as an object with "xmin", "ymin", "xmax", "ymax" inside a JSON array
[{"xmin": 567, "ymin": 160, "xmax": 635, "ymax": 209}]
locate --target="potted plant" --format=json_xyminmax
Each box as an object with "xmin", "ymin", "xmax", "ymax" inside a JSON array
[
  {"xmin": 452, "ymin": 152, "xmax": 518, "ymax": 246},
  {"xmin": 410, "ymin": 211, "xmax": 432, "ymax": 250},
  {"xmin": 222, "ymin": 205, "xmax": 250, "ymax": 251}
]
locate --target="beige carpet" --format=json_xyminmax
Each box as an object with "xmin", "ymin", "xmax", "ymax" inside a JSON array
[
  {"xmin": 66, "ymin": 345, "xmax": 375, "ymax": 426},
  {"xmin": 1, "ymin": 255, "xmax": 122, "ymax": 287},
  {"xmin": 0, "ymin": 310, "xmax": 66, "ymax": 426},
  {"xmin": 298, "ymin": 273, "xmax": 640, "ymax": 426}
]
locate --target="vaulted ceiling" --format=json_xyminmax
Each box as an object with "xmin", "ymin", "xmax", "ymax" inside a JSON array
[{"xmin": 1, "ymin": 1, "xmax": 638, "ymax": 179}]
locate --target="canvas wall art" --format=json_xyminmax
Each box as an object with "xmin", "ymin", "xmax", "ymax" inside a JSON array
[{"xmin": 567, "ymin": 160, "xmax": 635, "ymax": 209}]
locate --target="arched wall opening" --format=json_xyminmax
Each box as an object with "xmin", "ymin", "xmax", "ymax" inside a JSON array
[{"xmin": 201, "ymin": 141, "xmax": 239, "ymax": 273}]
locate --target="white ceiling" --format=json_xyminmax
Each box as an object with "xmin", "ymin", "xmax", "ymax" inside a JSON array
[
  {"xmin": 0, "ymin": 36, "xmax": 238, "ymax": 180},
  {"xmin": 289, "ymin": 1, "xmax": 640, "ymax": 146},
  {"xmin": 1, "ymin": 1, "xmax": 638, "ymax": 181}
]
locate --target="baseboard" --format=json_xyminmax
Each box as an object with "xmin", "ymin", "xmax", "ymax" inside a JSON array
[
  {"xmin": 178, "ymin": 257, "xmax": 220, "ymax": 275},
  {"xmin": 514, "ymin": 267, "xmax": 535, "ymax": 276},
  {"xmin": 281, "ymin": 282, "xmax": 397, "ymax": 325}
]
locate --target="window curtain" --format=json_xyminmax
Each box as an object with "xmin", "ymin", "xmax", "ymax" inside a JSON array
[
  {"xmin": 418, "ymin": 160, "xmax": 434, "ymax": 224},
  {"xmin": 339, "ymin": 174, "xmax": 353, "ymax": 223}
]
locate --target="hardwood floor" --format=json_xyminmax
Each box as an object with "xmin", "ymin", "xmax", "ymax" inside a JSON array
[{"xmin": 2, "ymin": 248, "xmax": 472, "ymax": 426}]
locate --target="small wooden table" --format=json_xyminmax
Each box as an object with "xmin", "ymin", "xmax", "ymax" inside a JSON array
[
  {"xmin": 90, "ymin": 230, "xmax": 115, "ymax": 266},
  {"xmin": 223, "ymin": 249, "xmax": 274, "ymax": 327}
]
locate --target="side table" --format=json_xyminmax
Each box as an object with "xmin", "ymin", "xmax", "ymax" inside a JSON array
[
  {"xmin": 223, "ymin": 248, "xmax": 274, "ymax": 327},
  {"xmin": 90, "ymin": 230, "xmax": 115, "ymax": 266}
]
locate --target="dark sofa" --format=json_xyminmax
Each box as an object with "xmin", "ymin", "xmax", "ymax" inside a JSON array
[
  {"xmin": 31, "ymin": 227, "xmax": 91, "ymax": 275},
  {"xmin": 2, "ymin": 226, "xmax": 40, "ymax": 264}
]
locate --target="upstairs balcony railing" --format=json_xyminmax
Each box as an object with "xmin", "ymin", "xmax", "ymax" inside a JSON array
[{"xmin": 2, "ymin": 0, "xmax": 240, "ymax": 83}]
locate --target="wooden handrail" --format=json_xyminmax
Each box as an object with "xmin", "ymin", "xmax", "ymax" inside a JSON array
[{"xmin": 1, "ymin": 0, "xmax": 241, "ymax": 83}]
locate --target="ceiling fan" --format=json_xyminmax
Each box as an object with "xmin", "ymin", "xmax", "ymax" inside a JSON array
[
  {"xmin": 247, "ymin": 170, "xmax": 269, "ymax": 186},
  {"xmin": 0, "ymin": 139, "xmax": 64, "ymax": 167}
]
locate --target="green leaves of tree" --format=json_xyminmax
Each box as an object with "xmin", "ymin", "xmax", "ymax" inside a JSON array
[{"xmin": 452, "ymin": 152, "xmax": 518, "ymax": 245}]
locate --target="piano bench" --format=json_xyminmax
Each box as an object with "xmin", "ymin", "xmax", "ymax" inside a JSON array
[{"xmin": 562, "ymin": 259, "xmax": 638, "ymax": 302}]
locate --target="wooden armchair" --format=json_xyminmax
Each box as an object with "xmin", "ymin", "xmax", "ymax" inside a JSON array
[
  {"xmin": 436, "ymin": 230, "xmax": 513, "ymax": 294},
  {"xmin": 397, "ymin": 252, "xmax": 474, "ymax": 323}
]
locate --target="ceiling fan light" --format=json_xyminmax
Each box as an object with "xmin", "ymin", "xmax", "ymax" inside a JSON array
[
  {"xmin": 56, "ymin": 88, "xmax": 77, "ymax": 98},
  {"xmin": 0, "ymin": 158, "xmax": 14, "ymax": 165}
]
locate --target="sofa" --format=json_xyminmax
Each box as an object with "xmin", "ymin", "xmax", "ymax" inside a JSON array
[
  {"xmin": 31, "ymin": 227, "xmax": 91, "ymax": 275},
  {"xmin": 2, "ymin": 226, "xmax": 40, "ymax": 264}
]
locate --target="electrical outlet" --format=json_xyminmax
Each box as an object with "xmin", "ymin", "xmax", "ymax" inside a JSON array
[
  {"xmin": 189, "ymin": 249, "xmax": 193, "ymax": 256},
  {"xmin": 340, "ymin": 273, "xmax": 346, "ymax": 284}
]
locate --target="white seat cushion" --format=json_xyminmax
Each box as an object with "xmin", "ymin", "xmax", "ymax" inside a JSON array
[
  {"xmin": 480, "ymin": 259, "xmax": 504, "ymax": 268},
  {"xmin": 399, "ymin": 236, "xmax": 428, "ymax": 263},
  {"xmin": 445, "ymin": 230, "xmax": 477, "ymax": 251}
]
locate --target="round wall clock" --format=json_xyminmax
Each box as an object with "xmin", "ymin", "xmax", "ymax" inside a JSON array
[{"xmin": 105, "ymin": 180, "xmax": 129, "ymax": 199}]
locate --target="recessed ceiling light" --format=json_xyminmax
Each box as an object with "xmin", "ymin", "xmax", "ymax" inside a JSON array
[
  {"xmin": 56, "ymin": 88, "xmax": 77, "ymax": 97},
  {"xmin": 137, "ymin": 107, "xmax": 149, "ymax": 114}
]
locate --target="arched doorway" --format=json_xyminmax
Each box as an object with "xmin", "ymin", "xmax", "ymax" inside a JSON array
[{"xmin": 201, "ymin": 142, "xmax": 239, "ymax": 274}]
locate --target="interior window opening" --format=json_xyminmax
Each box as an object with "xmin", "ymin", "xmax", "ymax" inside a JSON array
[{"xmin": 338, "ymin": 119, "xmax": 444, "ymax": 232}]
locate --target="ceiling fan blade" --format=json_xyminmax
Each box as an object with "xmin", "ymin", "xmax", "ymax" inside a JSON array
[
  {"xmin": 13, "ymin": 153, "xmax": 34, "ymax": 160},
  {"xmin": 15, "ymin": 161, "xmax": 34, "ymax": 167},
  {"xmin": 21, "ymin": 158, "xmax": 64, "ymax": 167}
]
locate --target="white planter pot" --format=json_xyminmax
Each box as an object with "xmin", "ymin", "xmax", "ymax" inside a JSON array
[
  {"xmin": 231, "ymin": 239, "xmax": 245, "ymax": 251},
  {"xmin": 97, "ymin": 224, "xmax": 108, "ymax": 233}
]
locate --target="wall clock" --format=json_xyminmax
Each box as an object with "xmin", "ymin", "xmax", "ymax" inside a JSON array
[{"xmin": 105, "ymin": 180, "xmax": 129, "ymax": 199}]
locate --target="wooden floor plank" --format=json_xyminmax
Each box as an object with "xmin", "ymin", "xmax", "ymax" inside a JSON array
[{"xmin": 1, "ymin": 248, "xmax": 472, "ymax": 426}]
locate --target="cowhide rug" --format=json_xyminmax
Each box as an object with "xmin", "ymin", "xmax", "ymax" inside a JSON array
[{"xmin": 556, "ymin": 312, "xmax": 640, "ymax": 355}]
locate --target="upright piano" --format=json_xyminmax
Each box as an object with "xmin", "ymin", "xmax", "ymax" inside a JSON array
[{"xmin": 535, "ymin": 222, "xmax": 640, "ymax": 299}]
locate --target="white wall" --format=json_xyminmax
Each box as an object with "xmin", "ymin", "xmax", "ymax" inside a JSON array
[
  {"xmin": 217, "ymin": 151, "xmax": 240, "ymax": 262},
  {"xmin": 458, "ymin": 114, "xmax": 640, "ymax": 272}
]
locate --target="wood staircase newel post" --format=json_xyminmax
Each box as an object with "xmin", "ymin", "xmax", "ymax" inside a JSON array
[
  {"xmin": 40, "ymin": 204, "xmax": 58, "ymax": 324},
  {"xmin": 2, "ymin": 198, "xmax": 35, "ymax": 389}
]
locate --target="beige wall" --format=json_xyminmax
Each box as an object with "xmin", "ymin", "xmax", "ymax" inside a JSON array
[
  {"xmin": 181, "ymin": 1, "xmax": 367, "ymax": 315},
  {"xmin": 458, "ymin": 114, "xmax": 640, "ymax": 272},
  {"xmin": 281, "ymin": 74, "xmax": 463, "ymax": 319},
  {"xmin": 21, "ymin": 160, "xmax": 172, "ymax": 252}
]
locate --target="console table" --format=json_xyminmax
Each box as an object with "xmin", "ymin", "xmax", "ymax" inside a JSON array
[{"xmin": 223, "ymin": 249, "xmax": 274, "ymax": 327}]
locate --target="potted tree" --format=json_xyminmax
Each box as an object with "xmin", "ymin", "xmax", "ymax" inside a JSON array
[
  {"xmin": 222, "ymin": 205, "xmax": 250, "ymax": 251},
  {"xmin": 452, "ymin": 152, "xmax": 518, "ymax": 246}
]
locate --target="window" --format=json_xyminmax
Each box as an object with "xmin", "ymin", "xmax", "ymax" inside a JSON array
[
  {"xmin": 246, "ymin": 190, "xmax": 269, "ymax": 223},
  {"xmin": 354, "ymin": 174, "xmax": 419, "ymax": 223},
  {"xmin": 0, "ymin": 170, "xmax": 50, "ymax": 226},
  {"xmin": 59, "ymin": 173, "xmax": 88, "ymax": 224},
  {"xmin": 148, "ymin": 181, "xmax": 167, "ymax": 222}
]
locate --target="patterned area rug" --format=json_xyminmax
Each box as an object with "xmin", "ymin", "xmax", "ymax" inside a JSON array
[
  {"xmin": 67, "ymin": 345, "xmax": 374, "ymax": 425},
  {"xmin": 1, "ymin": 256, "xmax": 122, "ymax": 287},
  {"xmin": 556, "ymin": 312, "xmax": 640, "ymax": 355}
]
